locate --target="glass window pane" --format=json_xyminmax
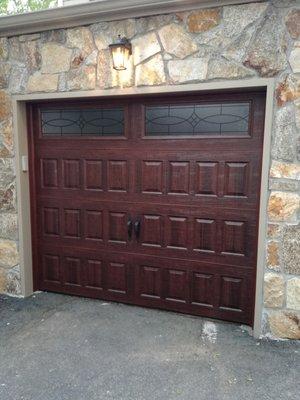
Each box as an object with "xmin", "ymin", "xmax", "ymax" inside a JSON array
[
  {"xmin": 41, "ymin": 108, "xmax": 124, "ymax": 136},
  {"xmin": 146, "ymin": 102, "xmax": 250, "ymax": 136}
]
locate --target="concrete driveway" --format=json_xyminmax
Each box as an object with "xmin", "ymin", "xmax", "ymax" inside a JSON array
[{"xmin": 0, "ymin": 293, "xmax": 299, "ymax": 400}]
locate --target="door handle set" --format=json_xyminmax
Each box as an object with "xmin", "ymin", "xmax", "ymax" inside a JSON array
[
  {"xmin": 134, "ymin": 219, "xmax": 141, "ymax": 239},
  {"xmin": 127, "ymin": 219, "xmax": 133, "ymax": 240},
  {"xmin": 127, "ymin": 217, "xmax": 141, "ymax": 240}
]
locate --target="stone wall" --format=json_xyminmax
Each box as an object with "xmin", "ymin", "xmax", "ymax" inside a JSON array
[{"xmin": 0, "ymin": 0, "xmax": 299, "ymax": 339}]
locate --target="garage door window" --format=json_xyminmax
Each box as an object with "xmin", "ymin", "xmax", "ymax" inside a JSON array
[
  {"xmin": 41, "ymin": 108, "xmax": 124, "ymax": 136},
  {"xmin": 145, "ymin": 102, "xmax": 250, "ymax": 136}
]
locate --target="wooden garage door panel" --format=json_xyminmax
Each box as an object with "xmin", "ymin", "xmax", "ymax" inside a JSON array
[
  {"xmin": 134, "ymin": 256, "xmax": 252, "ymax": 317},
  {"xmin": 39, "ymin": 249, "xmax": 133, "ymax": 300},
  {"xmin": 38, "ymin": 245, "xmax": 254, "ymax": 324},
  {"xmin": 37, "ymin": 150, "xmax": 259, "ymax": 208},
  {"xmin": 38, "ymin": 200, "xmax": 134, "ymax": 248},
  {"xmin": 136, "ymin": 207, "xmax": 255, "ymax": 264},
  {"xmin": 37, "ymin": 198, "xmax": 257, "ymax": 267},
  {"xmin": 29, "ymin": 90, "xmax": 265, "ymax": 326}
]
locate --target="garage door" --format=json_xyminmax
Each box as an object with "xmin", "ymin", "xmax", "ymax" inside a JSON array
[{"xmin": 28, "ymin": 90, "xmax": 266, "ymax": 325}]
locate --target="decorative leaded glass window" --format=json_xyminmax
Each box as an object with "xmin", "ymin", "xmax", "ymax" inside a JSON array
[
  {"xmin": 41, "ymin": 108, "xmax": 124, "ymax": 136},
  {"xmin": 145, "ymin": 102, "xmax": 250, "ymax": 136}
]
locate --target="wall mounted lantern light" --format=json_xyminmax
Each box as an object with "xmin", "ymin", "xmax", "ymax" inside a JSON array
[{"xmin": 109, "ymin": 35, "xmax": 132, "ymax": 71}]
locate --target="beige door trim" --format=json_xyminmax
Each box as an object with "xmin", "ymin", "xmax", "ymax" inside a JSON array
[{"xmin": 12, "ymin": 77, "xmax": 275, "ymax": 338}]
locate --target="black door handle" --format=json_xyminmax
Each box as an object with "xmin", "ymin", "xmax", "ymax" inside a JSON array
[
  {"xmin": 134, "ymin": 219, "xmax": 141, "ymax": 240},
  {"xmin": 127, "ymin": 219, "xmax": 133, "ymax": 240}
]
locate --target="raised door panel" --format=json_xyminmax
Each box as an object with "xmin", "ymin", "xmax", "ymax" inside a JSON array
[
  {"xmin": 42, "ymin": 207, "xmax": 60, "ymax": 237},
  {"xmin": 224, "ymin": 162, "xmax": 248, "ymax": 197},
  {"xmin": 167, "ymin": 161, "xmax": 190, "ymax": 195},
  {"xmin": 43, "ymin": 254, "xmax": 60, "ymax": 284},
  {"xmin": 83, "ymin": 259, "xmax": 104, "ymax": 290},
  {"xmin": 84, "ymin": 160, "xmax": 104, "ymax": 191},
  {"xmin": 138, "ymin": 265, "xmax": 162, "ymax": 300},
  {"xmin": 193, "ymin": 218, "xmax": 216, "ymax": 253},
  {"xmin": 41, "ymin": 158, "xmax": 58, "ymax": 188},
  {"xmin": 62, "ymin": 159, "xmax": 81, "ymax": 189},
  {"xmin": 165, "ymin": 269, "xmax": 187, "ymax": 303},
  {"xmin": 191, "ymin": 272, "xmax": 214, "ymax": 307},
  {"xmin": 140, "ymin": 161, "xmax": 164, "ymax": 194},
  {"xmin": 222, "ymin": 221, "xmax": 246, "ymax": 256},
  {"xmin": 63, "ymin": 209, "xmax": 81, "ymax": 239},
  {"xmin": 108, "ymin": 212, "xmax": 128, "ymax": 244},
  {"xmin": 166, "ymin": 217, "xmax": 188, "ymax": 250},
  {"xmin": 219, "ymin": 276, "xmax": 244, "ymax": 312},
  {"xmin": 63, "ymin": 256, "xmax": 81, "ymax": 287},
  {"xmin": 195, "ymin": 162, "xmax": 218, "ymax": 196},
  {"xmin": 107, "ymin": 262, "xmax": 127, "ymax": 294},
  {"xmin": 107, "ymin": 160, "xmax": 128, "ymax": 192},
  {"xmin": 84, "ymin": 210, "xmax": 103, "ymax": 241},
  {"xmin": 140, "ymin": 215, "xmax": 163, "ymax": 248}
]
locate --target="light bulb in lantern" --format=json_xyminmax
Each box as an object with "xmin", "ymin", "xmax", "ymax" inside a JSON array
[{"xmin": 109, "ymin": 35, "xmax": 132, "ymax": 71}]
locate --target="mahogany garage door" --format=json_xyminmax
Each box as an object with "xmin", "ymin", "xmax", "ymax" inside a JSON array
[{"xmin": 27, "ymin": 90, "xmax": 266, "ymax": 325}]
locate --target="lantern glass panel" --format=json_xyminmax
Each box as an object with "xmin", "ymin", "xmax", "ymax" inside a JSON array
[{"xmin": 111, "ymin": 45, "xmax": 130, "ymax": 70}]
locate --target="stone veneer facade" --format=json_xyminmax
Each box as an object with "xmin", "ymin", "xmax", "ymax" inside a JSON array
[{"xmin": 0, "ymin": 0, "xmax": 299, "ymax": 339}]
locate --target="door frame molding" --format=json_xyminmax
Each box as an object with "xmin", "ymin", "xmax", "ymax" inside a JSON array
[{"xmin": 12, "ymin": 77, "xmax": 275, "ymax": 337}]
